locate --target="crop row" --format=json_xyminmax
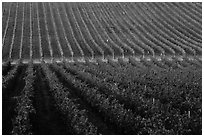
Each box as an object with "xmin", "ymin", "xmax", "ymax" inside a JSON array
[
  {"xmin": 11, "ymin": 62, "xmax": 36, "ymax": 134},
  {"xmin": 3, "ymin": 61, "xmax": 21, "ymax": 90},
  {"xmin": 64, "ymin": 60, "xmax": 201, "ymax": 108},
  {"xmin": 51, "ymin": 63, "xmax": 142, "ymax": 134},
  {"xmin": 2, "ymin": 3, "xmax": 201, "ymax": 62},
  {"xmin": 2, "ymin": 61, "xmax": 202, "ymax": 134},
  {"xmin": 57, "ymin": 62, "xmax": 201, "ymax": 134},
  {"xmin": 41, "ymin": 62, "xmax": 98, "ymax": 134}
]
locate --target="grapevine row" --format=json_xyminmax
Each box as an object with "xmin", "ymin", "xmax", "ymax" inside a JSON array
[
  {"xmin": 11, "ymin": 62, "xmax": 35, "ymax": 134},
  {"xmin": 3, "ymin": 61, "xmax": 21, "ymax": 90},
  {"xmin": 41, "ymin": 62, "xmax": 98, "ymax": 134},
  {"xmin": 63, "ymin": 61, "xmax": 201, "ymax": 134},
  {"xmin": 51, "ymin": 63, "xmax": 142, "ymax": 134},
  {"xmin": 2, "ymin": 3, "xmax": 202, "ymax": 62}
]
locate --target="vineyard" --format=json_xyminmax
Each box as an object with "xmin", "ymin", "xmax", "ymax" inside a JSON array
[{"xmin": 2, "ymin": 2, "xmax": 202, "ymax": 135}]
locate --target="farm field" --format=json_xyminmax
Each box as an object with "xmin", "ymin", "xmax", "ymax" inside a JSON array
[{"xmin": 2, "ymin": 2, "xmax": 202, "ymax": 135}]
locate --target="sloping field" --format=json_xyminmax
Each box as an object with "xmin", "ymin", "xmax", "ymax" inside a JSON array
[
  {"xmin": 2, "ymin": 2, "xmax": 202, "ymax": 62},
  {"xmin": 2, "ymin": 2, "xmax": 202, "ymax": 135}
]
